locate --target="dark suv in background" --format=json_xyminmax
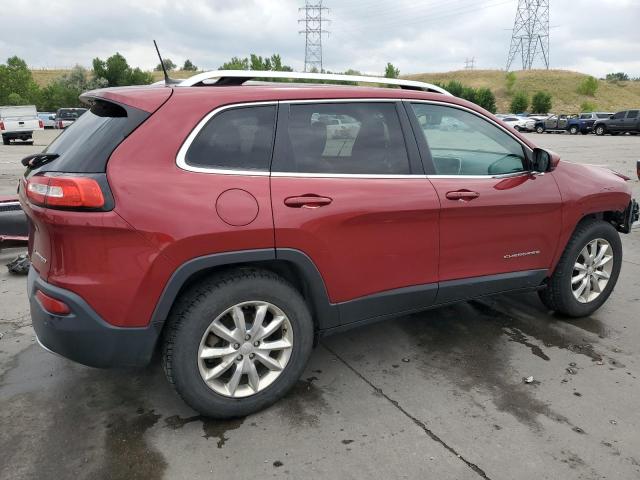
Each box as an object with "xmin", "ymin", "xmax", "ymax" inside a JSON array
[
  {"xmin": 19, "ymin": 71, "xmax": 638, "ymax": 418},
  {"xmin": 54, "ymin": 107, "xmax": 88, "ymax": 129},
  {"xmin": 594, "ymin": 109, "xmax": 640, "ymax": 135}
]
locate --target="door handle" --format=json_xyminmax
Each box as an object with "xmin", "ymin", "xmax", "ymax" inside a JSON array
[
  {"xmin": 445, "ymin": 190, "xmax": 480, "ymax": 201},
  {"xmin": 284, "ymin": 195, "xmax": 333, "ymax": 208}
]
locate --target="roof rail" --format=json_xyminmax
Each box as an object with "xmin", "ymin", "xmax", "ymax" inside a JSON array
[{"xmin": 176, "ymin": 70, "xmax": 451, "ymax": 95}]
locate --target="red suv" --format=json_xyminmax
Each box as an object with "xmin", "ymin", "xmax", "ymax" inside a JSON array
[{"xmin": 19, "ymin": 71, "xmax": 638, "ymax": 418}]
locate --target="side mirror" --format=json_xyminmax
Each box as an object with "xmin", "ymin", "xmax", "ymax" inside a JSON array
[
  {"xmin": 531, "ymin": 148, "xmax": 560, "ymax": 172},
  {"xmin": 49, "ymin": 115, "xmax": 55, "ymax": 120}
]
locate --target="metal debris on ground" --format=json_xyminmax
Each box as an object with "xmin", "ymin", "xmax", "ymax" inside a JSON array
[
  {"xmin": 524, "ymin": 376, "xmax": 534, "ymax": 384},
  {"xmin": 401, "ymin": 357, "xmax": 410, "ymax": 363},
  {"xmin": 566, "ymin": 367, "xmax": 577, "ymax": 375},
  {"xmin": 6, "ymin": 254, "xmax": 30, "ymax": 275}
]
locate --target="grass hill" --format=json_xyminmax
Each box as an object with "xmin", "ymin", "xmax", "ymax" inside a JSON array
[
  {"xmin": 405, "ymin": 69, "xmax": 640, "ymax": 113},
  {"xmin": 32, "ymin": 68, "xmax": 640, "ymax": 114}
]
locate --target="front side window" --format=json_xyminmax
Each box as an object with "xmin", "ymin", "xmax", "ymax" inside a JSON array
[
  {"xmin": 612, "ymin": 112, "xmax": 625, "ymax": 120},
  {"xmin": 410, "ymin": 103, "xmax": 526, "ymax": 176},
  {"xmin": 626, "ymin": 110, "xmax": 639, "ymax": 119},
  {"xmin": 186, "ymin": 105, "xmax": 276, "ymax": 170},
  {"xmin": 277, "ymin": 102, "xmax": 410, "ymax": 175}
]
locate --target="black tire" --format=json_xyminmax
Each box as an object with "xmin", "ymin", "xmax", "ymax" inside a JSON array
[
  {"xmin": 539, "ymin": 219, "xmax": 622, "ymax": 317},
  {"xmin": 569, "ymin": 126, "xmax": 578, "ymax": 135},
  {"xmin": 536, "ymin": 126, "xmax": 544, "ymax": 134},
  {"xmin": 162, "ymin": 268, "xmax": 314, "ymax": 418},
  {"xmin": 595, "ymin": 125, "xmax": 606, "ymax": 136},
  {"xmin": 514, "ymin": 125, "xmax": 521, "ymax": 132},
  {"xmin": 2, "ymin": 137, "xmax": 9, "ymax": 145}
]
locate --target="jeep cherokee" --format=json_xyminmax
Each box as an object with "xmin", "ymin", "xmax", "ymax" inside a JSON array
[{"xmin": 19, "ymin": 71, "xmax": 639, "ymax": 418}]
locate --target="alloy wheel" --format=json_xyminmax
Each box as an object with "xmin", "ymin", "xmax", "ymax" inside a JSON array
[
  {"xmin": 197, "ymin": 301, "xmax": 293, "ymax": 398},
  {"xmin": 571, "ymin": 238, "xmax": 614, "ymax": 303}
]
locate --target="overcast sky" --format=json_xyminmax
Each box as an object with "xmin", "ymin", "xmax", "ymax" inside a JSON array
[{"xmin": 1, "ymin": 0, "xmax": 639, "ymax": 77}]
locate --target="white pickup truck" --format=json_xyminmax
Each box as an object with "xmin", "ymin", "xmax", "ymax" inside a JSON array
[{"xmin": 0, "ymin": 105, "xmax": 43, "ymax": 145}]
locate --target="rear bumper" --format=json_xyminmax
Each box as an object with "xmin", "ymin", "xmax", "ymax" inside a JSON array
[{"xmin": 28, "ymin": 267, "xmax": 161, "ymax": 368}]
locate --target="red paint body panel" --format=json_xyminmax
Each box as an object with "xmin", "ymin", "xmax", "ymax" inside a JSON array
[
  {"xmin": 271, "ymin": 177, "xmax": 440, "ymax": 303},
  {"xmin": 548, "ymin": 161, "xmax": 632, "ymax": 271},
  {"xmin": 83, "ymin": 86, "xmax": 172, "ymax": 113},
  {"xmin": 18, "ymin": 84, "xmax": 634, "ymax": 330},
  {"xmin": 429, "ymin": 173, "xmax": 563, "ymax": 281}
]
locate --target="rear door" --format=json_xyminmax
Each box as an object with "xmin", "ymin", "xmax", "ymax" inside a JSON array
[
  {"xmin": 270, "ymin": 100, "xmax": 440, "ymax": 327},
  {"xmin": 623, "ymin": 110, "xmax": 639, "ymax": 131},
  {"xmin": 405, "ymin": 101, "xmax": 562, "ymax": 298}
]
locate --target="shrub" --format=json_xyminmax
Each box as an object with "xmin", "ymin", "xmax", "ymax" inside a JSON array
[
  {"xmin": 577, "ymin": 76, "xmax": 598, "ymax": 96},
  {"xmin": 510, "ymin": 91, "xmax": 529, "ymax": 113},
  {"xmin": 475, "ymin": 88, "xmax": 497, "ymax": 113},
  {"xmin": 580, "ymin": 101, "xmax": 597, "ymax": 112},
  {"xmin": 505, "ymin": 71, "xmax": 517, "ymax": 93},
  {"xmin": 531, "ymin": 91, "xmax": 552, "ymax": 114}
]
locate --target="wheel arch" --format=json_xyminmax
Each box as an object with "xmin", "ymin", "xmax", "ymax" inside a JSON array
[{"xmin": 150, "ymin": 248, "xmax": 339, "ymax": 334}]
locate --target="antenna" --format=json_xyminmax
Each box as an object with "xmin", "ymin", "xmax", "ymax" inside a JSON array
[{"xmin": 153, "ymin": 40, "xmax": 180, "ymax": 85}]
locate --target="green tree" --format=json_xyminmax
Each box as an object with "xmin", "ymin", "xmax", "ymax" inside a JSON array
[
  {"xmin": 505, "ymin": 71, "xmax": 517, "ymax": 94},
  {"xmin": 460, "ymin": 86, "xmax": 477, "ymax": 104},
  {"xmin": 182, "ymin": 59, "xmax": 198, "ymax": 71},
  {"xmin": 577, "ymin": 76, "xmax": 598, "ymax": 96},
  {"xmin": 605, "ymin": 72, "xmax": 629, "ymax": 82},
  {"xmin": 220, "ymin": 56, "xmax": 249, "ymax": 70},
  {"xmin": 155, "ymin": 58, "xmax": 176, "ymax": 71},
  {"xmin": 384, "ymin": 62, "xmax": 399, "ymax": 79},
  {"xmin": 531, "ymin": 91, "xmax": 552, "ymax": 114},
  {"xmin": 93, "ymin": 52, "xmax": 153, "ymax": 87},
  {"xmin": 475, "ymin": 87, "xmax": 497, "ymax": 113},
  {"xmin": 0, "ymin": 56, "xmax": 40, "ymax": 106},
  {"xmin": 443, "ymin": 80, "xmax": 464, "ymax": 97},
  {"xmin": 510, "ymin": 91, "xmax": 529, "ymax": 113},
  {"xmin": 580, "ymin": 101, "xmax": 597, "ymax": 112},
  {"xmin": 219, "ymin": 54, "xmax": 292, "ymax": 72}
]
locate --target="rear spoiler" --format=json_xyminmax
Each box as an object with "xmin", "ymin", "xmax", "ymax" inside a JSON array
[{"xmin": 80, "ymin": 87, "xmax": 172, "ymax": 113}]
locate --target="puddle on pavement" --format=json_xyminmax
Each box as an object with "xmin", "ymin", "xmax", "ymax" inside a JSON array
[
  {"xmin": 271, "ymin": 377, "xmax": 330, "ymax": 427},
  {"xmin": 164, "ymin": 414, "xmax": 244, "ymax": 448},
  {"xmin": 398, "ymin": 298, "xmax": 596, "ymax": 431}
]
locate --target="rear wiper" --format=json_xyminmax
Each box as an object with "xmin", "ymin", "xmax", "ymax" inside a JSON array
[{"xmin": 21, "ymin": 153, "xmax": 60, "ymax": 168}]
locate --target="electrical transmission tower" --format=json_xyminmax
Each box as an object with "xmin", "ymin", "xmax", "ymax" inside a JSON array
[
  {"xmin": 506, "ymin": 0, "xmax": 550, "ymax": 71},
  {"xmin": 464, "ymin": 57, "xmax": 475, "ymax": 70},
  {"xmin": 299, "ymin": 1, "xmax": 329, "ymax": 72}
]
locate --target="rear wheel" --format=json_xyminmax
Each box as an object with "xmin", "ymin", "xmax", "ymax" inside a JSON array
[
  {"xmin": 2, "ymin": 137, "xmax": 9, "ymax": 145},
  {"xmin": 162, "ymin": 269, "xmax": 314, "ymax": 418},
  {"xmin": 539, "ymin": 219, "xmax": 622, "ymax": 317},
  {"xmin": 514, "ymin": 125, "xmax": 522, "ymax": 132},
  {"xmin": 536, "ymin": 126, "xmax": 544, "ymax": 134}
]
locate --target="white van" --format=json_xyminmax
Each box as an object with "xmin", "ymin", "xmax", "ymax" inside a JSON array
[{"xmin": 0, "ymin": 105, "xmax": 43, "ymax": 145}]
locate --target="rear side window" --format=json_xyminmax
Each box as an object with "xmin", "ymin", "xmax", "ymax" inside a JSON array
[
  {"xmin": 40, "ymin": 100, "xmax": 148, "ymax": 173},
  {"xmin": 185, "ymin": 105, "xmax": 276, "ymax": 171},
  {"xmin": 275, "ymin": 102, "xmax": 410, "ymax": 175}
]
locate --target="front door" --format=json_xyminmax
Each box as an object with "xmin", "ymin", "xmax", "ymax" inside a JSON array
[
  {"xmin": 406, "ymin": 101, "xmax": 563, "ymax": 295},
  {"xmin": 270, "ymin": 101, "xmax": 440, "ymax": 326}
]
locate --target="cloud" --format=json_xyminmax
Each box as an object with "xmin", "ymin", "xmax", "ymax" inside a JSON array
[{"xmin": 0, "ymin": 0, "xmax": 637, "ymax": 77}]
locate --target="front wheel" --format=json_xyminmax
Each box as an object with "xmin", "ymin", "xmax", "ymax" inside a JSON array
[
  {"xmin": 162, "ymin": 269, "xmax": 314, "ymax": 418},
  {"xmin": 536, "ymin": 126, "xmax": 544, "ymax": 134},
  {"xmin": 539, "ymin": 219, "xmax": 622, "ymax": 317},
  {"xmin": 569, "ymin": 126, "xmax": 579, "ymax": 135}
]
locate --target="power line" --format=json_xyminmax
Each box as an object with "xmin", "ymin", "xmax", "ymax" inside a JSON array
[
  {"xmin": 299, "ymin": 1, "xmax": 330, "ymax": 72},
  {"xmin": 506, "ymin": 0, "xmax": 550, "ymax": 70}
]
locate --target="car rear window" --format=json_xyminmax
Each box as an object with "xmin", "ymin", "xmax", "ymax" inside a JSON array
[
  {"xmin": 184, "ymin": 105, "xmax": 277, "ymax": 171},
  {"xmin": 37, "ymin": 100, "xmax": 149, "ymax": 173}
]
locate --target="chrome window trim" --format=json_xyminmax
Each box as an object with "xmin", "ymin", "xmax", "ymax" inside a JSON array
[
  {"xmin": 175, "ymin": 98, "xmax": 533, "ymax": 179},
  {"xmin": 176, "ymin": 101, "xmax": 278, "ymax": 175},
  {"xmin": 406, "ymin": 99, "xmax": 534, "ymax": 155}
]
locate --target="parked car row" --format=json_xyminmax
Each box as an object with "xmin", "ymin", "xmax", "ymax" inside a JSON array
[
  {"xmin": 497, "ymin": 110, "xmax": 640, "ymax": 136},
  {"xmin": 1, "ymin": 107, "xmax": 88, "ymax": 145}
]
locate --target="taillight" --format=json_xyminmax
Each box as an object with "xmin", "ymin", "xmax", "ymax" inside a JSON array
[
  {"xmin": 57, "ymin": 120, "xmax": 63, "ymax": 129},
  {"xmin": 0, "ymin": 121, "xmax": 4, "ymax": 130},
  {"xmin": 36, "ymin": 290, "xmax": 71, "ymax": 315},
  {"xmin": 26, "ymin": 175, "xmax": 106, "ymax": 209},
  {"xmin": 38, "ymin": 120, "xmax": 44, "ymax": 129}
]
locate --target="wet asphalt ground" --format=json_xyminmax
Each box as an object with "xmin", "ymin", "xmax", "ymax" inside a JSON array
[{"xmin": 1, "ymin": 130, "xmax": 639, "ymax": 479}]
